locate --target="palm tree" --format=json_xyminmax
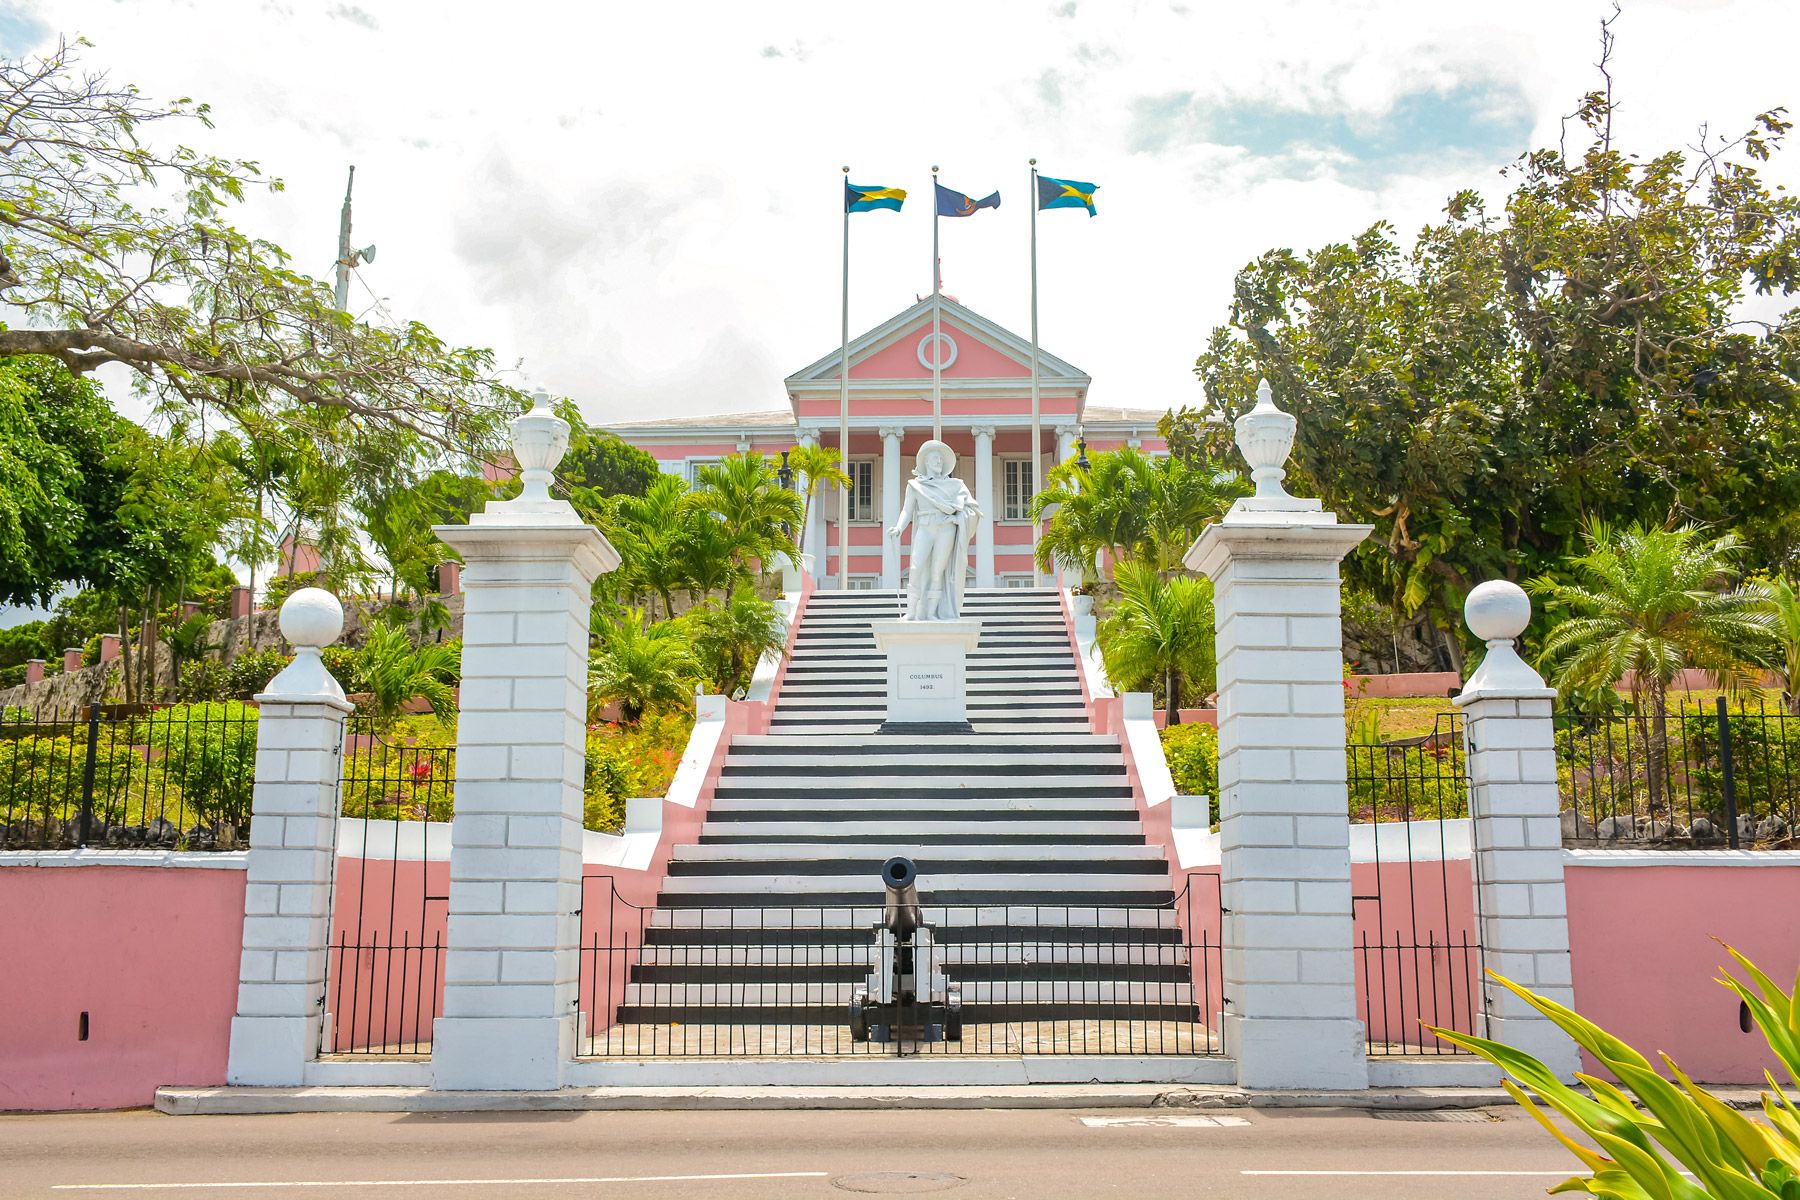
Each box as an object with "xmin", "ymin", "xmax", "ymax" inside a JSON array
[
  {"xmin": 354, "ymin": 623, "xmax": 461, "ymax": 728},
  {"xmin": 785, "ymin": 443, "xmax": 851, "ymax": 561},
  {"xmin": 612, "ymin": 476, "xmax": 693, "ymax": 619},
  {"xmin": 1530, "ymin": 521, "xmax": 1776, "ymax": 815},
  {"xmin": 1095, "ymin": 561, "xmax": 1217, "ymax": 725},
  {"xmin": 690, "ymin": 583, "xmax": 788, "ymax": 698},
  {"xmin": 588, "ymin": 606, "xmax": 700, "ymax": 723},
  {"xmin": 692, "ymin": 453, "xmax": 803, "ymax": 579},
  {"xmin": 1033, "ymin": 448, "xmax": 1242, "ymax": 579},
  {"xmin": 162, "ymin": 612, "xmax": 221, "ymax": 702},
  {"xmin": 1770, "ymin": 579, "xmax": 1800, "ymax": 715}
]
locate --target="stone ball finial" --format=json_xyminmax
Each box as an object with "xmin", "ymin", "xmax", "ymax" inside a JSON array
[
  {"xmin": 278, "ymin": 587, "xmax": 344, "ymax": 650},
  {"xmin": 1465, "ymin": 579, "xmax": 1530, "ymax": 644}
]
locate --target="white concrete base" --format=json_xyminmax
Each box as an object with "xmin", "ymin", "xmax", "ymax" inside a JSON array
[
  {"xmin": 565, "ymin": 1054, "xmax": 1234, "ymax": 1088},
  {"xmin": 225, "ymin": 1015, "xmax": 321, "ymax": 1087},
  {"xmin": 1228, "ymin": 1016, "xmax": 1370, "ymax": 1091},
  {"xmin": 431, "ymin": 1014, "xmax": 575, "ymax": 1091},
  {"xmin": 868, "ymin": 619, "xmax": 982, "ymax": 727}
]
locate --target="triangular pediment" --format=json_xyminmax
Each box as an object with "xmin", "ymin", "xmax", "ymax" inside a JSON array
[{"xmin": 784, "ymin": 295, "xmax": 1088, "ymax": 389}]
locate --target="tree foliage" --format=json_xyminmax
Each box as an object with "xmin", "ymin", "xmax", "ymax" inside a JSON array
[
  {"xmin": 0, "ymin": 40, "xmax": 518, "ymax": 453},
  {"xmin": 1176, "ymin": 41, "xmax": 1800, "ymax": 661},
  {"xmin": 1095, "ymin": 561, "xmax": 1217, "ymax": 725},
  {"xmin": 1032, "ymin": 447, "xmax": 1243, "ymax": 578}
]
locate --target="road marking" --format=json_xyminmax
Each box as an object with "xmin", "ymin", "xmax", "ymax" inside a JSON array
[
  {"xmin": 53, "ymin": 1172, "xmax": 831, "ymax": 1191},
  {"xmin": 1080, "ymin": 1115, "xmax": 1251, "ymax": 1127}
]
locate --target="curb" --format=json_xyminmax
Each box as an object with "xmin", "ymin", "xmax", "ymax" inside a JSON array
[{"xmin": 152, "ymin": 1084, "xmax": 1523, "ymax": 1116}]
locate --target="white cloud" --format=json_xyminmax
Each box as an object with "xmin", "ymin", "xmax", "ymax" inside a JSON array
[{"xmin": 17, "ymin": 0, "xmax": 1800, "ymax": 427}]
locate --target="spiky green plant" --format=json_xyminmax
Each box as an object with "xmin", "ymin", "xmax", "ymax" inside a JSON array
[
  {"xmin": 354, "ymin": 623, "xmax": 459, "ymax": 728},
  {"xmin": 1531, "ymin": 521, "xmax": 1777, "ymax": 815},
  {"xmin": 785, "ymin": 443, "xmax": 851, "ymax": 560},
  {"xmin": 1432, "ymin": 951, "xmax": 1800, "ymax": 1198},
  {"xmin": 1768, "ymin": 579, "xmax": 1800, "ymax": 715},
  {"xmin": 588, "ymin": 606, "xmax": 700, "ymax": 724},
  {"xmin": 692, "ymin": 452, "xmax": 804, "ymax": 580},
  {"xmin": 1095, "ymin": 560, "xmax": 1216, "ymax": 726},
  {"xmin": 689, "ymin": 583, "xmax": 788, "ymax": 699},
  {"xmin": 1032, "ymin": 447, "xmax": 1243, "ymax": 579}
]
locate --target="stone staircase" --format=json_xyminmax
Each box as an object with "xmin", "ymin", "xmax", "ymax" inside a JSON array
[{"xmin": 590, "ymin": 589, "xmax": 1207, "ymax": 1051}]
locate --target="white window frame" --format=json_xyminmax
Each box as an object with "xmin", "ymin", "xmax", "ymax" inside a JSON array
[
  {"xmin": 1001, "ymin": 458, "xmax": 1036, "ymax": 523},
  {"xmin": 685, "ymin": 456, "xmax": 721, "ymax": 486},
  {"xmin": 846, "ymin": 575, "xmax": 881, "ymax": 591},
  {"xmin": 845, "ymin": 458, "xmax": 878, "ymax": 523},
  {"xmin": 1001, "ymin": 574, "xmax": 1036, "ymax": 589}
]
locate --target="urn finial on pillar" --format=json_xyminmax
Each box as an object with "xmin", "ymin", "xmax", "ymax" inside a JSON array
[
  {"xmin": 1223, "ymin": 378, "xmax": 1324, "ymax": 519},
  {"xmin": 472, "ymin": 389, "xmax": 581, "ymax": 526},
  {"xmin": 262, "ymin": 587, "xmax": 346, "ymax": 703}
]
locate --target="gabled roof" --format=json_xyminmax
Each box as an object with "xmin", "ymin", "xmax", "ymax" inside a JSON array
[{"xmin": 783, "ymin": 294, "xmax": 1090, "ymax": 389}]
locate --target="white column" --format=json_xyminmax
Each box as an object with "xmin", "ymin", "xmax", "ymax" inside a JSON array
[
  {"xmin": 227, "ymin": 589, "xmax": 352, "ymax": 1086},
  {"xmin": 1185, "ymin": 380, "xmax": 1372, "ymax": 1092},
  {"xmin": 1454, "ymin": 582, "xmax": 1581, "ymax": 1079},
  {"xmin": 431, "ymin": 396, "xmax": 620, "ymax": 1091},
  {"xmin": 799, "ymin": 426, "xmax": 823, "ymax": 584},
  {"xmin": 971, "ymin": 425, "xmax": 996, "ymax": 588},
  {"xmin": 880, "ymin": 426, "xmax": 903, "ymax": 590}
]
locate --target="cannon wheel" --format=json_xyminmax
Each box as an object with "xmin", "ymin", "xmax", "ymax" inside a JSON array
[{"xmin": 849, "ymin": 991, "xmax": 870, "ymax": 1042}]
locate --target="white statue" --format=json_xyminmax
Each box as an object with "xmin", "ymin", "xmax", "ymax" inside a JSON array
[{"xmin": 887, "ymin": 439, "xmax": 981, "ymax": 620}]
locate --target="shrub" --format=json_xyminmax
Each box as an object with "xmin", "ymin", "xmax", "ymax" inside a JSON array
[
  {"xmin": 129, "ymin": 702, "xmax": 260, "ymax": 826},
  {"xmin": 1162, "ymin": 722, "xmax": 1219, "ymax": 797},
  {"xmin": 220, "ymin": 648, "xmax": 290, "ymax": 699},
  {"xmin": 584, "ymin": 711, "xmax": 691, "ymax": 833}
]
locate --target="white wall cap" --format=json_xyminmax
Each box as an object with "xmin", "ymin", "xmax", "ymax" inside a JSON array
[
  {"xmin": 434, "ymin": 522, "xmax": 621, "ymax": 578},
  {"xmin": 1185, "ymin": 521, "xmax": 1372, "ymax": 577}
]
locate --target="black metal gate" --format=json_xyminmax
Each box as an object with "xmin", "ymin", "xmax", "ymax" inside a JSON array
[{"xmin": 1347, "ymin": 712, "xmax": 1485, "ymax": 1055}]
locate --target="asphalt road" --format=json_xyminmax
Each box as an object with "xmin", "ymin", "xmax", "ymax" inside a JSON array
[{"xmin": 0, "ymin": 1107, "xmax": 1588, "ymax": 1199}]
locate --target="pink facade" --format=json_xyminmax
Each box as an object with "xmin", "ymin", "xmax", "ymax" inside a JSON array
[
  {"xmin": 606, "ymin": 294, "xmax": 1165, "ymax": 590},
  {"xmin": 0, "ymin": 863, "xmax": 245, "ymax": 1111}
]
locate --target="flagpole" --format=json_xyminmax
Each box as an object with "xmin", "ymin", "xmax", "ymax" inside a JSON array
[
  {"xmin": 838, "ymin": 166, "xmax": 851, "ymax": 591},
  {"xmin": 1029, "ymin": 158, "xmax": 1043, "ymax": 586},
  {"xmin": 930, "ymin": 164, "xmax": 942, "ymax": 442}
]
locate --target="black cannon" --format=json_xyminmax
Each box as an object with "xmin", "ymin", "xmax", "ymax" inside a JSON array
[{"xmin": 848, "ymin": 857, "xmax": 962, "ymax": 1043}]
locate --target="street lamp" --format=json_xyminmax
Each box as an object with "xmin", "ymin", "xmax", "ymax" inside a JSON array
[
  {"xmin": 1074, "ymin": 431, "xmax": 1090, "ymax": 472},
  {"xmin": 777, "ymin": 449, "xmax": 794, "ymax": 490}
]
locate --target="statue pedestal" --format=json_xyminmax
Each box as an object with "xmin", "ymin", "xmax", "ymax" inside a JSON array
[{"xmin": 869, "ymin": 619, "xmax": 983, "ymax": 733}]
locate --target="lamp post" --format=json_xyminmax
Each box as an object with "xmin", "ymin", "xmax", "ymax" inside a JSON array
[
  {"xmin": 777, "ymin": 450, "xmax": 795, "ymax": 541},
  {"xmin": 1074, "ymin": 430, "xmax": 1089, "ymax": 472}
]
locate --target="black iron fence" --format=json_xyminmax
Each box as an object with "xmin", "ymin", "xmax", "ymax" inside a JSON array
[
  {"xmin": 0, "ymin": 703, "xmax": 258, "ymax": 850},
  {"xmin": 575, "ymin": 873, "xmax": 1225, "ymax": 1057},
  {"xmin": 321, "ymin": 723, "xmax": 453, "ymax": 1056},
  {"xmin": 1348, "ymin": 713, "xmax": 1485, "ymax": 1056},
  {"xmin": 1557, "ymin": 697, "xmax": 1798, "ymax": 848}
]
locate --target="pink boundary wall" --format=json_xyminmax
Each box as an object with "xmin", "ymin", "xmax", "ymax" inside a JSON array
[
  {"xmin": 1565, "ymin": 861, "xmax": 1800, "ymax": 1084},
  {"xmin": 0, "ymin": 863, "xmax": 245, "ymax": 1111}
]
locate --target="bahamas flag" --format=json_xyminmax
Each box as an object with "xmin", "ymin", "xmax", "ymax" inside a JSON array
[
  {"xmin": 1037, "ymin": 174, "xmax": 1098, "ymax": 217},
  {"xmin": 845, "ymin": 182, "xmax": 906, "ymax": 213},
  {"xmin": 935, "ymin": 182, "xmax": 1001, "ymax": 217}
]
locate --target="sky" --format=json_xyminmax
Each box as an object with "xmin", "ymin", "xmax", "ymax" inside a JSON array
[{"xmin": 5, "ymin": 0, "xmax": 1800, "ymax": 430}]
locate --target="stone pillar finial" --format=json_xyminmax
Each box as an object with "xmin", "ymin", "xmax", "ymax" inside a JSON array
[
  {"xmin": 262, "ymin": 587, "xmax": 346, "ymax": 703},
  {"xmin": 512, "ymin": 391, "xmax": 570, "ymax": 504},
  {"xmin": 1463, "ymin": 580, "xmax": 1544, "ymax": 694},
  {"xmin": 1234, "ymin": 379, "xmax": 1297, "ymax": 505}
]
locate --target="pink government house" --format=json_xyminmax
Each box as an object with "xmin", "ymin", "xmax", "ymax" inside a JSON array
[{"xmin": 604, "ymin": 295, "xmax": 1167, "ymax": 590}]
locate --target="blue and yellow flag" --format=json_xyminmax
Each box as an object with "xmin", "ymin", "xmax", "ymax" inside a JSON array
[
  {"xmin": 1037, "ymin": 174, "xmax": 1098, "ymax": 217},
  {"xmin": 846, "ymin": 182, "xmax": 906, "ymax": 213}
]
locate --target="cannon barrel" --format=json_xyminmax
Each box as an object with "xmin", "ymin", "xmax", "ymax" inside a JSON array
[{"xmin": 881, "ymin": 856, "xmax": 921, "ymax": 936}]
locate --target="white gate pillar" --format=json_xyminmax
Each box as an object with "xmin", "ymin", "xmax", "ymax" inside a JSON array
[
  {"xmin": 1186, "ymin": 381, "xmax": 1372, "ymax": 1091},
  {"xmin": 431, "ymin": 394, "xmax": 620, "ymax": 1090},
  {"xmin": 227, "ymin": 589, "xmax": 352, "ymax": 1085},
  {"xmin": 1454, "ymin": 581, "xmax": 1581, "ymax": 1079}
]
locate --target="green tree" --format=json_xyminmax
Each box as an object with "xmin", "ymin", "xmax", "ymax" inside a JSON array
[
  {"xmin": 1095, "ymin": 561, "xmax": 1217, "ymax": 726},
  {"xmin": 588, "ymin": 606, "xmax": 699, "ymax": 723},
  {"xmin": 353, "ymin": 623, "xmax": 459, "ymax": 728},
  {"xmin": 692, "ymin": 452, "xmax": 804, "ymax": 581},
  {"xmin": 1768, "ymin": 578, "xmax": 1800, "ymax": 714},
  {"xmin": 610, "ymin": 476, "xmax": 694, "ymax": 619},
  {"xmin": 1, "ymin": 41, "xmax": 517, "ymax": 454},
  {"xmin": 1033, "ymin": 447, "xmax": 1242, "ymax": 579},
  {"xmin": 1179, "ymin": 48, "xmax": 1800, "ymax": 663},
  {"xmin": 1530, "ymin": 521, "xmax": 1776, "ymax": 814},
  {"xmin": 690, "ymin": 583, "xmax": 788, "ymax": 698},
  {"xmin": 785, "ymin": 444, "xmax": 850, "ymax": 560},
  {"xmin": 557, "ymin": 402, "xmax": 661, "ymax": 501}
]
